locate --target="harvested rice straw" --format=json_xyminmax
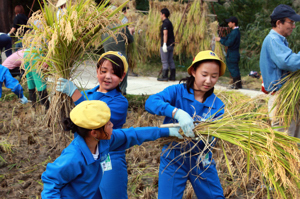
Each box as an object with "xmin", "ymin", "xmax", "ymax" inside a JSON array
[
  {"xmin": 210, "ymin": 21, "xmax": 225, "ymax": 61},
  {"xmin": 21, "ymin": 0, "xmax": 129, "ymax": 140},
  {"xmin": 273, "ymin": 70, "xmax": 300, "ymax": 126}
]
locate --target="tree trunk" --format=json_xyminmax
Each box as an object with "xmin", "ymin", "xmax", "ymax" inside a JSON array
[{"xmin": 0, "ymin": 0, "xmax": 13, "ymax": 33}]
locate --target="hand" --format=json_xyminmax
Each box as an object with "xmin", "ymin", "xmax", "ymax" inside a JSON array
[
  {"xmin": 215, "ymin": 37, "xmax": 221, "ymax": 42},
  {"xmin": 169, "ymin": 127, "xmax": 183, "ymax": 139},
  {"xmin": 7, "ymin": 33, "xmax": 10, "ymax": 36},
  {"xmin": 20, "ymin": 96, "xmax": 28, "ymax": 104},
  {"xmin": 162, "ymin": 43, "xmax": 168, "ymax": 53},
  {"xmin": 174, "ymin": 109, "xmax": 195, "ymax": 138},
  {"xmin": 56, "ymin": 78, "xmax": 77, "ymax": 97}
]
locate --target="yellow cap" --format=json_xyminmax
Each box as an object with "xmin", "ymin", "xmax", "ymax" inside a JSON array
[
  {"xmin": 187, "ymin": 50, "xmax": 226, "ymax": 76},
  {"xmin": 70, "ymin": 100, "xmax": 111, "ymax": 129},
  {"xmin": 98, "ymin": 51, "xmax": 128, "ymax": 73}
]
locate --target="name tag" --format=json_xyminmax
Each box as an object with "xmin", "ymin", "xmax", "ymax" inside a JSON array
[{"xmin": 101, "ymin": 154, "xmax": 112, "ymax": 172}]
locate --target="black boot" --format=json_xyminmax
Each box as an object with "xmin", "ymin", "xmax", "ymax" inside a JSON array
[
  {"xmin": 236, "ymin": 76, "xmax": 242, "ymax": 89},
  {"xmin": 38, "ymin": 90, "xmax": 50, "ymax": 110},
  {"xmin": 29, "ymin": 89, "xmax": 37, "ymax": 107},
  {"xmin": 157, "ymin": 69, "xmax": 169, "ymax": 81},
  {"xmin": 169, "ymin": 69, "xmax": 176, "ymax": 81}
]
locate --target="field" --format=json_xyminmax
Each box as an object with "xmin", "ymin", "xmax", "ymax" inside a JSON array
[{"xmin": 0, "ymin": 84, "xmax": 276, "ymax": 199}]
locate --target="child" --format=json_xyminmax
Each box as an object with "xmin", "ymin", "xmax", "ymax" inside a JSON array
[
  {"xmin": 0, "ymin": 64, "xmax": 27, "ymax": 104},
  {"xmin": 56, "ymin": 51, "xmax": 129, "ymax": 198},
  {"xmin": 41, "ymin": 100, "xmax": 183, "ymax": 198},
  {"xmin": 145, "ymin": 50, "xmax": 226, "ymax": 199}
]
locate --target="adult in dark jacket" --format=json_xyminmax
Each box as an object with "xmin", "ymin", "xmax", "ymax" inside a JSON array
[
  {"xmin": 0, "ymin": 33, "xmax": 12, "ymax": 63},
  {"xmin": 215, "ymin": 16, "xmax": 242, "ymax": 89},
  {"xmin": 8, "ymin": 5, "xmax": 29, "ymax": 50}
]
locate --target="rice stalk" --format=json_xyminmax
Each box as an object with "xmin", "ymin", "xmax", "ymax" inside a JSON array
[
  {"xmin": 21, "ymin": 0, "xmax": 128, "ymax": 137},
  {"xmin": 273, "ymin": 70, "xmax": 300, "ymax": 126}
]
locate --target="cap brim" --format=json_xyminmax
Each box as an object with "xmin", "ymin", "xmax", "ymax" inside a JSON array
[{"xmin": 288, "ymin": 14, "xmax": 300, "ymax": 22}]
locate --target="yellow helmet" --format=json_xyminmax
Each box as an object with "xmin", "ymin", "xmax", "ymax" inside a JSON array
[{"xmin": 187, "ymin": 50, "xmax": 226, "ymax": 76}]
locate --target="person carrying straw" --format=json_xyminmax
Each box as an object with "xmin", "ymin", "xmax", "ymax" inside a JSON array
[{"xmin": 145, "ymin": 50, "xmax": 226, "ymax": 198}]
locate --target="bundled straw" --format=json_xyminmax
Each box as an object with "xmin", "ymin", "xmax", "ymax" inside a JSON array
[
  {"xmin": 21, "ymin": 0, "xmax": 129, "ymax": 138},
  {"xmin": 273, "ymin": 70, "xmax": 300, "ymax": 126}
]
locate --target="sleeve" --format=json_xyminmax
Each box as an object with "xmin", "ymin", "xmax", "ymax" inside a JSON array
[
  {"xmin": 269, "ymin": 38, "xmax": 300, "ymax": 72},
  {"xmin": 3, "ymin": 69, "xmax": 23, "ymax": 98},
  {"xmin": 41, "ymin": 152, "xmax": 82, "ymax": 199},
  {"xmin": 220, "ymin": 31, "xmax": 237, "ymax": 47},
  {"xmin": 125, "ymin": 27, "xmax": 134, "ymax": 44},
  {"xmin": 109, "ymin": 127, "xmax": 169, "ymax": 151},
  {"xmin": 74, "ymin": 91, "xmax": 87, "ymax": 105},
  {"xmin": 145, "ymin": 85, "xmax": 178, "ymax": 118},
  {"xmin": 161, "ymin": 21, "xmax": 169, "ymax": 31}
]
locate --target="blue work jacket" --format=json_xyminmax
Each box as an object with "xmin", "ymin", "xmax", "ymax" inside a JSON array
[
  {"xmin": 0, "ymin": 64, "xmax": 23, "ymax": 98},
  {"xmin": 220, "ymin": 28, "xmax": 240, "ymax": 62},
  {"xmin": 145, "ymin": 84, "xmax": 224, "ymax": 153},
  {"xmin": 260, "ymin": 29, "xmax": 300, "ymax": 92},
  {"xmin": 41, "ymin": 127, "xmax": 169, "ymax": 199},
  {"xmin": 74, "ymin": 86, "xmax": 128, "ymax": 129}
]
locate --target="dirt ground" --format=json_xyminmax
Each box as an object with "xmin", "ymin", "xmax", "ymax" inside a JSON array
[{"xmin": 0, "ymin": 87, "xmax": 270, "ymax": 199}]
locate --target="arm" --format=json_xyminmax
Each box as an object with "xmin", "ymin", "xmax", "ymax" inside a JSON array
[
  {"xmin": 8, "ymin": 27, "xmax": 16, "ymax": 35},
  {"xmin": 41, "ymin": 152, "xmax": 82, "ymax": 198},
  {"xmin": 163, "ymin": 30, "xmax": 168, "ymax": 44},
  {"xmin": 220, "ymin": 31, "xmax": 236, "ymax": 47},
  {"xmin": 145, "ymin": 85, "xmax": 178, "ymax": 118},
  {"xmin": 269, "ymin": 38, "xmax": 300, "ymax": 72},
  {"xmin": 3, "ymin": 69, "xmax": 23, "ymax": 98},
  {"xmin": 109, "ymin": 127, "xmax": 169, "ymax": 151}
]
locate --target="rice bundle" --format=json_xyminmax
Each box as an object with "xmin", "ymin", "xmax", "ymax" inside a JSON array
[
  {"xmin": 209, "ymin": 21, "xmax": 225, "ymax": 61},
  {"xmin": 21, "ymin": 0, "xmax": 128, "ymax": 136},
  {"xmin": 273, "ymin": 70, "xmax": 300, "ymax": 126}
]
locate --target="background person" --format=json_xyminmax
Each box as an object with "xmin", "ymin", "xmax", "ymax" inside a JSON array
[
  {"xmin": 145, "ymin": 50, "xmax": 226, "ymax": 199},
  {"xmin": 215, "ymin": 16, "xmax": 242, "ymax": 89},
  {"xmin": 8, "ymin": 5, "xmax": 29, "ymax": 50},
  {"xmin": 260, "ymin": 4, "xmax": 300, "ymax": 139},
  {"xmin": 0, "ymin": 64, "xmax": 27, "ymax": 104},
  {"xmin": 0, "ymin": 33, "xmax": 12, "ymax": 64},
  {"xmin": 2, "ymin": 49, "xmax": 25, "ymax": 78},
  {"xmin": 41, "ymin": 100, "xmax": 183, "ymax": 199},
  {"xmin": 157, "ymin": 8, "xmax": 176, "ymax": 82}
]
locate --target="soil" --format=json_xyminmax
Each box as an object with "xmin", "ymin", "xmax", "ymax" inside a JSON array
[{"xmin": 0, "ymin": 86, "xmax": 268, "ymax": 199}]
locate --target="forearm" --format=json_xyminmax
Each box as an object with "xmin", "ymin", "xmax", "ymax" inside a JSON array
[
  {"xmin": 71, "ymin": 89, "xmax": 82, "ymax": 102},
  {"xmin": 8, "ymin": 27, "xmax": 16, "ymax": 35},
  {"xmin": 163, "ymin": 30, "xmax": 168, "ymax": 44}
]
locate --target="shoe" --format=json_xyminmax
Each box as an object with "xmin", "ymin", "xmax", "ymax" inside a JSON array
[
  {"xmin": 157, "ymin": 69, "xmax": 169, "ymax": 81},
  {"xmin": 169, "ymin": 69, "xmax": 176, "ymax": 81}
]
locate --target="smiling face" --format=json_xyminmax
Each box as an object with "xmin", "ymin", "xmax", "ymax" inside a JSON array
[
  {"xmin": 277, "ymin": 18, "xmax": 296, "ymax": 37},
  {"xmin": 97, "ymin": 60, "xmax": 124, "ymax": 93},
  {"xmin": 191, "ymin": 61, "xmax": 220, "ymax": 93}
]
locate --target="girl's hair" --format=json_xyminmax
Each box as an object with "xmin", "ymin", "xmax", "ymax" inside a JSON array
[
  {"xmin": 179, "ymin": 59, "xmax": 221, "ymax": 102},
  {"xmin": 97, "ymin": 54, "xmax": 125, "ymax": 92},
  {"xmin": 63, "ymin": 118, "xmax": 109, "ymax": 139},
  {"xmin": 15, "ymin": 5, "xmax": 25, "ymax": 15}
]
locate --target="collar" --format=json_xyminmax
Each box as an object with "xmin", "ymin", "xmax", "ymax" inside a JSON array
[
  {"xmin": 182, "ymin": 85, "xmax": 216, "ymax": 109},
  {"xmin": 270, "ymin": 29, "xmax": 287, "ymax": 43},
  {"xmin": 87, "ymin": 86, "xmax": 121, "ymax": 97},
  {"xmin": 233, "ymin": 26, "xmax": 239, "ymax": 29},
  {"xmin": 75, "ymin": 134, "xmax": 110, "ymax": 165}
]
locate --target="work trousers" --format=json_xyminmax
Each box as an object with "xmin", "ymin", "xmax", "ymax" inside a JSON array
[
  {"xmin": 160, "ymin": 45, "xmax": 175, "ymax": 70},
  {"xmin": 158, "ymin": 146, "xmax": 224, "ymax": 199},
  {"xmin": 226, "ymin": 59, "xmax": 240, "ymax": 78}
]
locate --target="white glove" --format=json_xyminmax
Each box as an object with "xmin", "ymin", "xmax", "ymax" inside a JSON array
[
  {"xmin": 174, "ymin": 109, "xmax": 195, "ymax": 138},
  {"xmin": 162, "ymin": 43, "xmax": 168, "ymax": 53},
  {"xmin": 20, "ymin": 96, "xmax": 28, "ymax": 104},
  {"xmin": 168, "ymin": 127, "xmax": 183, "ymax": 139},
  {"xmin": 7, "ymin": 33, "xmax": 10, "ymax": 36},
  {"xmin": 56, "ymin": 78, "xmax": 77, "ymax": 97}
]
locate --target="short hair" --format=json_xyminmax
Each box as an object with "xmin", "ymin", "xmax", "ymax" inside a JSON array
[
  {"xmin": 14, "ymin": 5, "xmax": 25, "ymax": 15},
  {"xmin": 122, "ymin": 6, "xmax": 129, "ymax": 13},
  {"xmin": 161, "ymin": 8, "xmax": 170, "ymax": 18},
  {"xmin": 270, "ymin": 18, "xmax": 285, "ymax": 27}
]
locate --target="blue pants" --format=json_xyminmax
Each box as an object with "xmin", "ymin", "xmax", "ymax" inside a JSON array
[
  {"xmin": 0, "ymin": 34, "xmax": 12, "ymax": 63},
  {"xmin": 226, "ymin": 59, "xmax": 240, "ymax": 78},
  {"xmin": 158, "ymin": 146, "xmax": 224, "ymax": 199},
  {"xmin": 100, "ymin": 151, "xmax": 128, "ymax": 199}
]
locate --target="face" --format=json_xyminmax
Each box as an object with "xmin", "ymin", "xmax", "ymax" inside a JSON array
[
  {"xmin": 228, "ymin": 22, "xmax": 234, "ymax": 29},
  {"xmin": 277, "ymin": 18, "xmax": 296, "ymax": 37},
  {"xmin": 191, "ymin": 61, "xmax": 220, "ymax": 92},
  {"xmin": 97, "ymin": 60, "xmax": 125, "ymax": 92},
  {"xmin": 160, "ymin": 12, "xmax": 165, "ymax": 21}
]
